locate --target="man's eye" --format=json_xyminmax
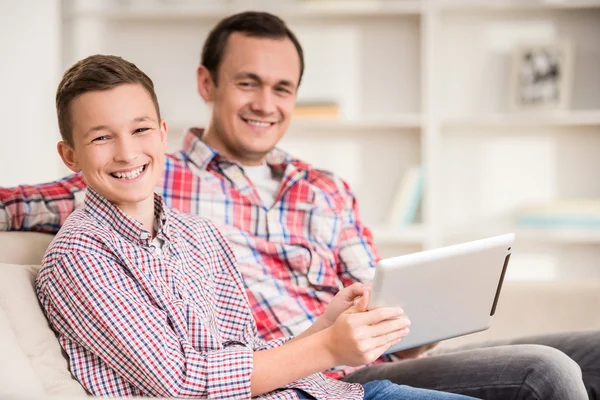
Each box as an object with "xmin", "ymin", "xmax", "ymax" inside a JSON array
[
  {"xmin": 134, "ymin": 128, "xmax": 149, "ymax": 134},
  {"xmin": 92, "ymin": 136, "xmax": 109, "ymax": 142}
]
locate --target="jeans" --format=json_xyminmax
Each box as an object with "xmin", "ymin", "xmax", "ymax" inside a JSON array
[
  {"xmin": 342, "ymin": 330, "xmax": 599, "ymax": 400},
  {"xmin": 362, "ymin": 380, "xmax": 478, "ymax": 400},
  {"xmin": 293, "ymin": 380, "xmax": 477, "ymax": 399}
]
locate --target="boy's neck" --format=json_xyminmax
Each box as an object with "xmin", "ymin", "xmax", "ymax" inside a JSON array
[{"xmin": 114, "ymin": 195, "xmax": 157, "ymax": 237}]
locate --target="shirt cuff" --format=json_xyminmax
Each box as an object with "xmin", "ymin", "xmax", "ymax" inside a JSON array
[{"xmin": 204, "ymin": 343, "xmax": 254, "ymax": 398}]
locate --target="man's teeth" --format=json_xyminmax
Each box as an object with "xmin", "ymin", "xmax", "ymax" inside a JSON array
[
  {"xmin": 112, "ymin": 165, "xmax": 145, "ymax": 180},
  {"xmin": 246, "ymin": 119, "xmax": 271, "ymax": 127}
]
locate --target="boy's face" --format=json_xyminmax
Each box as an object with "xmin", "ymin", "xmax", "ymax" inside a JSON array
[
  {"xmin": 58, "ymin": 83, "xmax": 167, "ymax": 211},
  {"xmin": 197, "ymin": 33, "xmax": 300, "ymax": 165}
]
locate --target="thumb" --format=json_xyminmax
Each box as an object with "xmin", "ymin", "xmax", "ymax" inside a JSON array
[{"xmin": 349, "ymin": 288, "xmax": 370, "ymax": 313}]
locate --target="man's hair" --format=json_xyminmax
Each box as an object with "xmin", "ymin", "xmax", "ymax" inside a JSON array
[
  {"xmin": 56, "ymin": 54, "xmax": 160, "ymax": 146},
  {"xmin": 201, "ymin": 11, "xmax": 305, "ymax": 87}
]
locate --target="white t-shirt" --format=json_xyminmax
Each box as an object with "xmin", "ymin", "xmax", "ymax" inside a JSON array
[{"xmin": 243, "ymin": 163, "xmax": 282, "ymax": 209}]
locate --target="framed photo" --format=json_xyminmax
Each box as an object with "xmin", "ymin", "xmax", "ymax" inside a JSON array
[{"xmin": 509, "ymin": 41, "xmax": 573, "ymax": 111}]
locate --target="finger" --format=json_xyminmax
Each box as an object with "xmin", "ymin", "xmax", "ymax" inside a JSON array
[
  {"xmin": 368, "ymin": 316, "xmax": 411, "ymax": 338},
  {"xmin": 341, "ymin": 282, "xmax": 367, "ymax": 302},
  {"xmin": 353, "ymin": 306, "xmax": 404, "ymax": 324},
  {"xmin": 348, "ymin": 288, "xmax": 370, "ymax": 313},
  {"xmin": 367, "ymin": 328, "xmax": 410, "ymax": 351}
]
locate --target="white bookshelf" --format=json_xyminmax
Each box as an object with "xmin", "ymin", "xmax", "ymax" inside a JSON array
[{"xmin": 61, "ymin": 0, "xmax": 600, "ymax": 280}]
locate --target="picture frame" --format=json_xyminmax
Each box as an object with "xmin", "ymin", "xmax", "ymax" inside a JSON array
[{"xmin": 509, "ymin": 41, "xmax": 574, "ymax": 111}]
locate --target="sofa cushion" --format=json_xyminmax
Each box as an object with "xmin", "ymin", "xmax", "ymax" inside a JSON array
[
  {"xmin": 0, "ymin": 307, "xmax": 45, "ymax": 397},
  {"xmin": 0, "ymin": 232, "xmax": 54, "ymax": 265},
  {"xmin": 0, "ymin": 263, "xmax": 88, "ymax": 397}
]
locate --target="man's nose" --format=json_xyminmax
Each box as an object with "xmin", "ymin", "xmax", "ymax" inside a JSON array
[{"xmin": 250, "ymin": 88, "xmax": 276, "ymax": 115}]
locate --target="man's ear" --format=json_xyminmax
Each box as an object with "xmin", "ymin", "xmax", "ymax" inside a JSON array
[
  {"xmin": 57, "ymin": 141, "xmax": 81, "ymax": 173},
  {"xmin": 197, "ymin": 65, "xmax": 215, "ymax": 102}
]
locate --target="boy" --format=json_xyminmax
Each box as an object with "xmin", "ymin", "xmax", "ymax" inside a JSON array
[{"xmin": 36, "ymin": 54, "xmax": 476, "ymax": 400}]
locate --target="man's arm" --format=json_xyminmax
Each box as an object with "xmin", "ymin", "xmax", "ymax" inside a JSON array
[
  {"xmin": 0, "ymin": 173, "xmax": 86, "ymax": 232},
  {"xmin": 334, "ymin": 178, "xmax": 438, "ymax": 359},
  {"xmin": 335, "ymin": 178, "xmax": 380, "ymax": 286}
]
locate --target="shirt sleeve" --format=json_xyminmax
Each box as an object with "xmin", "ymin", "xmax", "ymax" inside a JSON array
[
  {"xmin": 0, "ymin": 173, "xmax": 86, "ymax": 232},
  {"xmin": 37, "ymin": 251, "xmax": 254, "ymax": 399},
  {"xmin": 335, "ymin": 178, "xmax": 380, "ymax": 286}
]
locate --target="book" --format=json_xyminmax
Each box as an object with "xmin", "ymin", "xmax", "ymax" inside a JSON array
[
  {"xmin": 293, "ymin": 101, "xmax": 340, "ymax": 118},
  {"xmin": 387, "ymin": 164, "xmax": 423, "ymax": 228}
]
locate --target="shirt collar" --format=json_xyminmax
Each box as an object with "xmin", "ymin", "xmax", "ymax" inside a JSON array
[
  {"xmin": 83, "ymin": 187, "xmax": 170, "ymax": 246},
  {"xmin": 181, "ymin": 127, "xmax": 312, "ymax": 175}
]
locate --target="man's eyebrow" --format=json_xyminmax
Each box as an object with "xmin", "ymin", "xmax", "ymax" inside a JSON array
[{"xmin": 234, "ymin": 72, "xmax": 297, "ymax": 91}]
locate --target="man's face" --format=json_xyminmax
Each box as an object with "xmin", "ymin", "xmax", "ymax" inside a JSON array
[
  {"xmin": 59, "ymin": 83, "xmax": 167, "ymax": 213},
  {"xmin": 198, "ymin": 33, "xmax": 300, "ymax": 165}
]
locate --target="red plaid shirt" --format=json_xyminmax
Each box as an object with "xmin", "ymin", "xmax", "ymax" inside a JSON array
[
  {"xmin": 1, "ymin": 128, "xmax": 390, "ymax": 378},
  {"xmin": 36, "ymin": 188, "xmax": 364, "ymax": 399}
]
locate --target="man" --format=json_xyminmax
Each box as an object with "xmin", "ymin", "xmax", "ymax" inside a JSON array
[{"xmin": 0, "ymin": 11, "xmax": 597, "ymax": 400}]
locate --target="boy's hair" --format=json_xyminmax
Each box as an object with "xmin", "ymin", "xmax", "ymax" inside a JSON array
[
  {"xmin": 56, "ymin": 54, "xmax": 160, "ymax": 146},
  {"xmin": 201, "ymin": 11, "xmax": 305, "ymax": 87}
]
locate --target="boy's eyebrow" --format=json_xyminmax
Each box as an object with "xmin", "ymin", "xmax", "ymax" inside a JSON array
[
  {"xmin": 84, "ymin": 116, "xmax": 157, "ymax": 138},
  {"xmin": 234, "ymin": 72, "xmax": 297, "ymax": 91}
]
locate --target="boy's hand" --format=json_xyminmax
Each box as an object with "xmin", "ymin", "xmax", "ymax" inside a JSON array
[
  {"xmin": 320, "ymin": 283, "xmax": 368, "ymax": 328},
  {"xmin": 323, "ymin": 289, "xmax": 410, "ymax": 367}
]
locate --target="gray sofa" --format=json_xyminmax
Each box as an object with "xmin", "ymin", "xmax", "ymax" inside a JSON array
[{"xmin": 1, "ymin": 231, "xmax": 599, "ymax": 398}]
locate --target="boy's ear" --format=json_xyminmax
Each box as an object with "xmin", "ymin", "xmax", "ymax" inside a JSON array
[
  {"xmin": 197, "ymin": 65, "xmax": 215, "ymax": 102},
  {"xmin": 159, "ymin": 119, "xmax": 168, "ymax": 147},
  {"xmin": 57, "ymin": 141, "xmax": 82, "ymax": 173}
]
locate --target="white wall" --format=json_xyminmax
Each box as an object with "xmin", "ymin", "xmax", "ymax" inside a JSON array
[{"xmin": 0, "ymin": 0, "xmax": 64, "ymax": 187}]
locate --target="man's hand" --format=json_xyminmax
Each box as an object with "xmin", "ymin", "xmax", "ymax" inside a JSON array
[{"xmin": 392, "ymin": 342, "xmax": 440, "ymax": 360}]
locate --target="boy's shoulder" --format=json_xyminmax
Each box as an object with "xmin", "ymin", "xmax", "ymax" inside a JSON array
[
  {"xmin": 167, "ymin": 207, "xmax": 217, "ymax": 235},
  {"xmin": 42, "ymin": 209, "xmax": 117, "ymax": 266}
]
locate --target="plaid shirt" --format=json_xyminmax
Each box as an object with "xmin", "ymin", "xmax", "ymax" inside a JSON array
[
  {"xmin": 36, "ymin": 188, "xmax": 364, "ymax": 399},
  {"xmin": 1, "ymin": 128, "xmax": 390, "ymax": 377}
]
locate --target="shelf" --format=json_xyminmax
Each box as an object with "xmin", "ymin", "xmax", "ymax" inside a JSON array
[
  {"xmin": 370, "ymin": 224, "xmax": 426, "ymax": 245},
  {"xmin": 64, "ymin": 1, "xmax": 423, "ymax": 21},
  {"xmin": 166, "ymin": 115, "xmax": 422, "ymax": 136},
  {"xmin": 290, "ymin": 115, "xmax": 422, "ymax": 131},
  {"xmin": 445, "ymin": 226, "xmax": 600, "ymax": 245},
  {"xmin": 442, "ymin": 110, "xmax": 600, "ymax": 130},
  {"xmin": 439, "ymin": 0, "xmax": 600, "ymax": 11},
  {"xmin": 515, "ymin": 227, "xmax": 600, "ymax": 244}
]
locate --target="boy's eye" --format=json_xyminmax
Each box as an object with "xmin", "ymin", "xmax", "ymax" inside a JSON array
[
  {"xmin": 134, "ymin": 128, "xmax": 150, "ymax": 134},
  {"xmin": 92, "ymin": 135, "xmax": 109, "ymax": 142}
]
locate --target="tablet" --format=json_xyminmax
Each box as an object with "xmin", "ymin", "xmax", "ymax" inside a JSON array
[{"xmin": 367, "ymin": 233, "xmax": 514, "ymax": 353}]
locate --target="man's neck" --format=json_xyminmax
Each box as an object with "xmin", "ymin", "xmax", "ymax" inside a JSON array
[{"xmin": 201, "ymin": 126, "xmax": 266, "ymax": 166}]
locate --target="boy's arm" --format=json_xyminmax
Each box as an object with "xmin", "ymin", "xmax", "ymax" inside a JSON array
[{"xmin": 0, "ymin": 173, "xmax": 86, "ymax": 232}]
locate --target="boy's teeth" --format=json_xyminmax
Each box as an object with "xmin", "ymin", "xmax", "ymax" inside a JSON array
[
  {"xmin": 113, "ymin": 165, "xmax": 145, "ymax": 179},
  {"xmin": 247, "ymin": 119, "xmax": 270, "ymax": 127}
]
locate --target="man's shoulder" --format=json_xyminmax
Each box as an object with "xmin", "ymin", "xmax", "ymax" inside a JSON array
[{"xmin": 297, "ymin": 162, "xmax": 354, "ymax": 204}]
